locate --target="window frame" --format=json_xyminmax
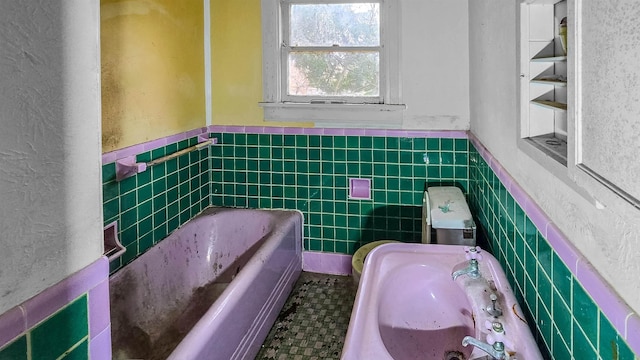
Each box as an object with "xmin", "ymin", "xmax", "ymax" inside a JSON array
[
  {"xmin": 260, "ymin": 0, "xmax": 404, "ymax": 126},
  {"xmin": 281, "ymin": 1, "xmax": 383, "ymax": 103}
]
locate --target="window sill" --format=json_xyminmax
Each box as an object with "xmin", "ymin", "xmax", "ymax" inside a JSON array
[{"xmin": 259, "ymin": 102, "xmax": 406, "ymax": 128}]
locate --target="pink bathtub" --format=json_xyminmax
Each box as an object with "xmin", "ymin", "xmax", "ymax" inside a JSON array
[{"xmin": 110, "ymin": 207, "xmax": 303, "ymax": 360}]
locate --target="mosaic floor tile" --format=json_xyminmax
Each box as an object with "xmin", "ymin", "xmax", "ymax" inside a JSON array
[{"xmin": 257, "ymin": 272, "xmax": 356, "ymax": 360}]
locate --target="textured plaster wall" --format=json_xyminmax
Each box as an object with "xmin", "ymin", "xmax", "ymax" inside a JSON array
[
  {"xmin": 211, "ymin": 0, "xmax": 470, "ymax": 130},
  {"xmin": 0, "ymin": 0, "xmax": 103, "ymax": 314},
  {"xmin": 578, "ymin": 1, "xmax": 640, "ymax": 202},
  {"xmin": 469, "ymin": 0, "xmax": 640, "ymax": 314},
  {"xmin": 101, "ymin": 0, "xmax": 206, "ymax": 152}
]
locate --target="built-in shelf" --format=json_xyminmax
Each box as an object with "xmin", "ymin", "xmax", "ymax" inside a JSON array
[
  {"xmin": 526, "ymin": 134, "xmax": 567, "ymax": 166},
  {"xmin": 531, "ymin": 78, "xmax": 567, "ymax": 87},
  {"xmin": 531, "ymin": 100, "xmax": 567, "ymax": 111},
  {"xmin": 520, "ymin": 0, "xmax": 568, "ymax": 166}
]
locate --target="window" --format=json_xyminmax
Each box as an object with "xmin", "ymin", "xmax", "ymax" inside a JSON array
[{"xmin": 261, "ymin": 0, "xmax": 404, "ymax": 126}]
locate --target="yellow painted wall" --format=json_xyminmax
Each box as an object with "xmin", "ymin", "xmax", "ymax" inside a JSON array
[
  {"xmin": 101, "ymin": 0, "xmax": 206, "ymax": 152},
  {"xmin": 210, "ymin": 0, "xmax": 311, "ymax": 127}
]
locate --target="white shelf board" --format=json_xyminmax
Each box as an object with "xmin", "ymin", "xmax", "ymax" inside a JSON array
[
  {"xmin": 523, "ymin": 0, "xmax": 564, "ymax": 5},
  {"xmin": 531, "ymin": 55, "xmax": 567, "ymax": 62},
  {"xmin": 531, "ymin": 100, "xmax": 567, "ymax": 111},
  {"xmin": 531, "ymin": 79, "xmax": 568, "ymax": 87}
]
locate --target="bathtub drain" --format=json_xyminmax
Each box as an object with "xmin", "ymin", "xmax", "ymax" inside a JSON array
[{"xmin": 443, "ymin": 350, "xmax": 465, "ymax": 360}]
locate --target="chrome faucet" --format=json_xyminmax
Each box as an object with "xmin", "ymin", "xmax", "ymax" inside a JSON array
[
  {"xmin": 486, "ymin": 293, "xmax": 503, "ymax": 317},
  {"xmin": 452, "ymin": 259, "xmax": 480, "ymax": 280},
  {"xmin": 462, "ymin": 336, "xmax": 506, "ymax": 360}
]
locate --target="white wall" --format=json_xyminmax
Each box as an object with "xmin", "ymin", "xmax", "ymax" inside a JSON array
[
  {"xmin": 469, "ymin": 0, "xmax": 640, "ymax": 314},
  {"xmin": 0, "ymin": 0, "xmax": 103, "ymax": 314},
  {"xmin": 401, "ymin": 0, "xmax": 470, "ymax": 130}
]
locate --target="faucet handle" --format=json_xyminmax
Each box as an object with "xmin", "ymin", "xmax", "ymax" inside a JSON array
[
  {"xmin": 485, "ymin": 321, "xmax": 514, "ymax": 350},
  {"xmin": 464, "ymin": 246, "xmax": 483, "ymax": 261}
]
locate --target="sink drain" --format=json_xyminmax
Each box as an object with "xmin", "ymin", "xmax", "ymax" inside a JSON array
[{"xmin": 444, "ymin": 350, "xmax": 466, "ymax": 360}]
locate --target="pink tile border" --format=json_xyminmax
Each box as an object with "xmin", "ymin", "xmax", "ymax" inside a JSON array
[
  {"xmin": 0, "ymin": 307, "xmax": 25, "ymax": 349},
  {"xmin": 468, "ymin": 133, "xmax": 639, "ymax": 354},
  {"xmin": 88, "ymin": 279, "xmax": 110, "ymax": 340},
  {"xmin": 302, "ymin": 251, "xmax": 352, "ymax": 276},
  {"xmin": 102, "ymin": 127, "xmax": 208, "ymax": 163},
  {"xmin": 0, "ymin": 257, "xmax": 110, "ymax": 351},
  {"xmin": 207, "ymin": 125, "xmax": 469, "ymax": 140},
  {"xmin": 89, "ymin": 326, "xmax": 112, "ymax": 360},
  {"xmin": 103, "ymin": 125, "xmax": 469, "ymax": 166}
]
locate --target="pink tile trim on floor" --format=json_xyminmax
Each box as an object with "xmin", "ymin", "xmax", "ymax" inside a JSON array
[
  {"xmin": 468, "ymin": 133, "xmax": 639, "ymax": 353},
  {"xmin": 0, "ymin": 257, "xmax": 109, "ymax": 349},
  {"xmin": 88, "ymin": 279, "xmax": 110, "ymax": 340},
  {"xmin": 89, "ymin": 326, "xmax": 113, "ymax": 360},
  {"xmin": 303, "ymin": 251, "xmax": 353, "ymax": 276}
]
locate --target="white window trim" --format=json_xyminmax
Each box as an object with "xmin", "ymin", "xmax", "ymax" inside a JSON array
[{"xmin": 260, "ymin": 0, "xmax": 405, "ymax": 127}]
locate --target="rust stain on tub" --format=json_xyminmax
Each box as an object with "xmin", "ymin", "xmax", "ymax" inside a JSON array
[{"xmin": 512, "ymin": 304, "xmax": 527, "ymax": 323}]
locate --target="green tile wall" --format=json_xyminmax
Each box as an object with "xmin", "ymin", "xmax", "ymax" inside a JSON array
[
  {"xmin": 468, "ymin": 145, "xmax": 636, "ymax": 359},
  {"xmin": 95, "ymin": 129, "xmax": 638, "ymax": 359},
  {"xmin": 0, "ymin": 296, "xmax": 88, "ymax": 360},
  {"xmin": 102, "ymin": 136, "xmax": 211, "ymax": 273},
  {"xmin": 210, "ymin": 133, "xmax": 470, "ymax": 253}
]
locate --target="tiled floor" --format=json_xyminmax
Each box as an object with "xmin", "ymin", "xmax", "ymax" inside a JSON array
[{"xmin": 256, "ymin": 272, "xmax": 356, "ymax": 360}]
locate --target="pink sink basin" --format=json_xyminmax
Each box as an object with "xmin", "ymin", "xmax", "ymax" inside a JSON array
[
  {"xmin": 341, "ymin": 243, "xmax": 543, "ymax": 360},
  {"xmin": 378, "ymin": 263, "xmax": 474, "ymax": 359}
]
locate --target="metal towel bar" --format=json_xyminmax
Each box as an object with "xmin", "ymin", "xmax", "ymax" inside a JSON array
[{"xmin": 115, "ymin": 137, "xmax": 217, "ymax": 181}]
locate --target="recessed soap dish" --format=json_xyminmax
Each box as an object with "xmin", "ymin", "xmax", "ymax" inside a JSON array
[{"xmin": 104, "ymin": 221, "xmax": 126, "ymax": 261}]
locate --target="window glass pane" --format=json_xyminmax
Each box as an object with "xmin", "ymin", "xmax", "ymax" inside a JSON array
[
  {"xmin": 290, "ymin": 3, "xmax": 380, "ymax": 47},
  {"xmin": 288, "ymin": 51, "xmax": 379, "ymax": 97}
]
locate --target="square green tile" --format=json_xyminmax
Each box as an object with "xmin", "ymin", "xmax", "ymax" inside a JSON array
[
  {"xmin": 320, "ymin": 135, "xmax": 333, "ymax": 148},
  {"xmin": 103, "ymin": 199, "xmax": 119, "ymax": 224},
  {"xmin": 573, "ymin": 325, "xmax": 596, "ymax": 358},
  {"xmin": 309, "ymin": 136, "xmax": 320, "ymax": 147},
  {"xmin": 552, "ymin": 253, "xmax": 572, "ymax": 298},
  {"xmin": 31, "ymin": 295, "xmax": 88, "ymax": 360},
  {"xmin": 599, "ymin": 311, "xmax": 622, "ymax": 360},
  {"xmin": 441, "ymin": 138, "xmax": 454, "ymax": 151},
  {"xmin": 0, "ymin": 335, "xmax": 27, "ymax": 360},
  {"xmin": 552, "ymin": 327, "xmax": 572, "ymax": 360},
  {"xmin": 280, "ymin": 135, "xmax": 293, "ymax": 147},
  {"xmin": 136, "ymin": 151, "xmax": 152, "ymax": 163},
  {"xmin": 102, "ymin": 163, "xmax": 116, "ymax": 183},
  {"xmin": 294, "ymin": 135, "xmax": 307, "ymax": 147},
  {"xmin": 616, "ymin": 340, "xmax": 635, "ymax": 360},
  {"xmin": 139, "ymin": 232, "xmax": 154, "ymax": 254},
  {"xmin": 454, "ymin": 138, "xmax": 468, "ymax": 152},
  {"xmin": 120, "ymin": 208, "xmax": 137, "ymax": 231},
  {"xmin": 426, "ymin": 138, "xmax": 440, "ymax": 150},
  {"xmin": 258, "ymin": 134, "xmax": 271, "ymax": 146},
  {"xmin": 247, "ymin": 134, "xmax": 259, "ymax": 146},
  {"xmin": 309, "ymin": 239, "xmax": 322, "ymax": 251},
  {"xmin": 271, "ymin": 134, "xmax": 283, "ymax": 146},
  {"xmin": 137, "ymin": 199, "xmax": 153, "ymax": 220},
  {"xmin": 573, "ymin": 280, "xmax": 598, "ymax": 346},
  {"xmin": 330, "ymin": 136, "xmax": 345, "ymax": 148},
  {"xmin": 537, "ymin": 297, "xmax": 552, "ymax": 347},
  {"xmin": 552, "ymin": 289, "xmax": 572, "ymax": 337},
  {"xmin": 524, "ymin": 276, "xmax": 537, "ymax": 315},
  {"xmin": 118, "ymin": 176, "xmax": 136, "ymax": 195},
  {"xmin": 441, "ymin": 166, "xmax": 454, "ymax": 178}
]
